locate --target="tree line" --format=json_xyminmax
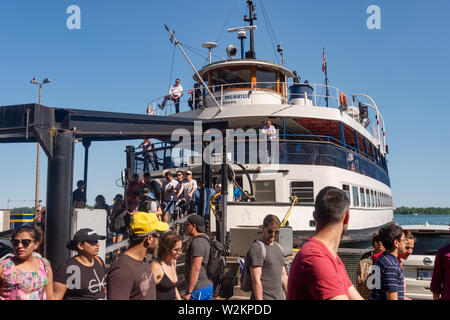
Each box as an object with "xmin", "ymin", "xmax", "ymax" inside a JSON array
[{"xmin": 395, "ymin": 207, "xmax": 450, "ymax": 215}]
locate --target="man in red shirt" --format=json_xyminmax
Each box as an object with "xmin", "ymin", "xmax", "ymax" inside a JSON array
[{"xmin": 287, "ymin": 186, "xmax": 363, "ymax": 300}]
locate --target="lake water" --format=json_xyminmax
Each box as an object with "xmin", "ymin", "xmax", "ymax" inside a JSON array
[{"xmin": 394, "ymin": 214, "xmax": 450, "ymax": 226}]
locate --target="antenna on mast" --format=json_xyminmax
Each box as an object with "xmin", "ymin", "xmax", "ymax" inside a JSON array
[
  {"xmin": 243, "ymin": 0, "xmax": 257, "ymax": 59},
  {"xmin": 202, "ymin": 42, "xmax": 218, "ymax": 64},
  {"xmin": 227, "ymin": 25, "xmax": 256, "ymax": 59}
]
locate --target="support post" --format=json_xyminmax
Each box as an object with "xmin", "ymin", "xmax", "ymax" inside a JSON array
[
  {"xmin": 45, "ymin": 131, "xmax": 74, "ymax": 269},
  {"xmin": 353, "ymin": 131, "xmax": 360, "ymax": 153},
  {"xmin": 339, "ymin": 122, "xmax": 345, "ymax": 147},
  {"xmin": 82, "ymin": 139, "xmax": 91, "ymax": 197},
  {"xmin": 219, "ymin": 132, "xmax": 228, "ymax": 245}
]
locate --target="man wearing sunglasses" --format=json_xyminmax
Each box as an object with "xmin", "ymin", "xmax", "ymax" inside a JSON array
[
  {"xmin": 246, "ymin": 214, "xmax": 288, "ymax": 300},
  {"xmin": 107, "ymin": 211, "xmax": 169, "ymax": 300}
]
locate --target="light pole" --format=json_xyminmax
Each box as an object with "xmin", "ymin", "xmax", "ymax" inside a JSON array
[{"xmin": 30, "ymin": 77, "xmax": 51, "ymax": 216}]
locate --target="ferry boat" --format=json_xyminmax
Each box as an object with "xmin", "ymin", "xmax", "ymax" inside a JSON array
[{"xmin": 125, "ymin": 1, "xmax": 394, "ymax": 244}]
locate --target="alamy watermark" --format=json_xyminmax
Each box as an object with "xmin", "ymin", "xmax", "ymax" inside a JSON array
[
  {"xmin": 171, "ymin": 121, "xmax": 280, "ymax": 168},
  {"xmin": 66, "ymin": 5, "xmax": 81, "ymax": 30},
  {"xmin": 367, "ymin": 5, "xmax": 381, "ymax": 30}
]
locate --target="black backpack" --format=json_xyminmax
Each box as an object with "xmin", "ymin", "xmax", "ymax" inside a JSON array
[{"xmin": 196, "ymin": 234, "xmax": 226, "ymax": 287}]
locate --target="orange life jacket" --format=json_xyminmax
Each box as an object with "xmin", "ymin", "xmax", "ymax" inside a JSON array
[{"xmin": 340, "ymin": 92, "xmax": 348, "ymax": 105}]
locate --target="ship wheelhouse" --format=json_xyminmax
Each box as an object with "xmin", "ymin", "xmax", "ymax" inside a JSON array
[{"xmin": 194, "ymin": 59, "xmax": 293, "ymax": 105}]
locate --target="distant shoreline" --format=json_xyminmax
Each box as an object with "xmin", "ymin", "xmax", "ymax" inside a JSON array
[
  {"xmin": 394, "ymin": 207, "xmax": 450, "ymax": 215},
  {"xmin": 395, "ymin": 212, "xmax": 450, "ymax": 215}
]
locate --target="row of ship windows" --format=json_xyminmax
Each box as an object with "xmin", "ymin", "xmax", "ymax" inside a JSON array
[
  {"xmin": 249, "ymin": 180, "xmax": 392, "ymax": 208},
  {"xmin": 342, "ymin": 184, "xmax": 393, "ymax": 208}
]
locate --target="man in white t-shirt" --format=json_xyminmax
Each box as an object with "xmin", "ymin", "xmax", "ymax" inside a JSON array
[
  {"xmin": 261, "ymin": 120, "xmax": 277, "ymax": 140},
  {"xmin": 261, "ymin": 120, "xmax": 277, "ymax": 158},
  {"xmin": 177, "ymin": 170, "xmax": 198, "ymax": 214},
  {"xmin": 158, "ymin": 78, "xmax": 183, "ymax": 113},
  {"xmin": 161, "ymin": 171, "xmax": 179, "ymax": 223}
]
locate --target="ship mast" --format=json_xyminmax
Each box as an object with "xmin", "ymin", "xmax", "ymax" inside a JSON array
[{"xmin": 244, "ymin": 0, "xmax": 257, "ymax": 59}]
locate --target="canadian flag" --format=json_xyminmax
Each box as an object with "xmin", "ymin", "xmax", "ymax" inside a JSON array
[{"xmin": 322, "ymin": 49, "xmax": 326, "ymax": 73}]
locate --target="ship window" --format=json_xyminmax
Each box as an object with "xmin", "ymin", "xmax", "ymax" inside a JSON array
[
  {"xmin": 342, "ymin": 185, "xmax": 351, "ymax": 202},
  {"xmin": 360, "ymin": 188, "xmax": 366, "ymax": 207},
  {"xmin": 352, "ymin": 186, "xmax": 359, "ymax": 207},
  {"xmin": 290, "ymin": 181, "xmax": 314, "ymax": 205},
  {"xmin": 256, "ymin": 69, "xmax": 277, "ymax": 91},
  {"xmin": 374, "ymin": 191, "xmax": 377, "ymax": 207},
  {"xmin": 371, "ymin": 190, "xmax": 374, "ymax": 208},
  {"xmin": 252, "ymin": 180, "xmax": 276, "ymax": 202},
  {"xmin": 211, "ymin": 67, "xmax": 252, "ymax": 91},
  {"xmin": 366, "ymin": 189, "xmax": 371, "ymax": 207}
]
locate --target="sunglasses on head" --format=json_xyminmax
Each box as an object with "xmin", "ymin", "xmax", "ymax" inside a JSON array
[{"xmin": 12, "ymin": 239, "xmax": 34, "ymax": 248}]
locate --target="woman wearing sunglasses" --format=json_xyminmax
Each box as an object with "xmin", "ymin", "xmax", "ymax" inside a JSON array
[
  {"xmin": 0, "ymin": 225, "xmax": 54, "ymax": 300},
  {"xmin": 53, "ymin": 228, "xmax": 106, "ymax": 300},
  {"xmin": 150, "ymin": 231, "xmax": 183, "ymax": 300}
]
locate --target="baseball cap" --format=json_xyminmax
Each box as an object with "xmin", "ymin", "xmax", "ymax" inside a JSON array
[
  {"xmin": 129, "ymin": 211, "xmax": 169, "ymax": 237},
  {"xmin": 187, "ymin": 214, "xmax": 206, "ymax": 233},
  {"xmin": 186, "ymin": 170, "xmax": 192, "ymax": 175},
  {"xmin": 66, "ymin": 228, "xmax": 106, "ymax": 250},
  {"xmin": 143, "ymin": 192, "xmax": 157, "ymax": 200}
]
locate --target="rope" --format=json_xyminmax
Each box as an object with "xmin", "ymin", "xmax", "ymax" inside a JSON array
[
  {"xmin": 259, "ymin": 0, "xmax": 280, "ymax": 64},
  {"xmin": 168, "ymin": 43, "xmax": 176, "ymax": 89}
]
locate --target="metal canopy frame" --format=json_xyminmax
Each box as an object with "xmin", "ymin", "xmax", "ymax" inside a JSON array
[
  {"xmin": 0, "ymin": 103, "xmax": 227, "ymax": 268},
  {"xmin": 0, "ymin": 104, "xmax": 223, "ymax": 155}
]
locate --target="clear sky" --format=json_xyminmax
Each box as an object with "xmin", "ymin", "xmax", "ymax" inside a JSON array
[{"xmin": 0, "ymin": 0, "xmax": 449, "ymax": 209}]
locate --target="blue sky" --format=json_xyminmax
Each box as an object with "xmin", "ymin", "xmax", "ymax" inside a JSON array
[{"xmin": 0, "ymin": 0, "xmax": 449, "ymax": 209}]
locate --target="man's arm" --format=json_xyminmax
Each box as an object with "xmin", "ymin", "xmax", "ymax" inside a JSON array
[
  {"xmin": 328, "ymin": 294, "xmax": 349, "ymax": 300},
  {"xmin": 250, "ymin": 266, "xmax": 263, "ymax": 300},
  {"xmin": 281, "ymin": 266, "xmax": 288, "ymax": 294},
  {"xmin": 184, "ymin": 256, "xmax": 203, "ymax": 300},
  {"xmin": 386, "ymin": 291, "xmax": 399, "ymax": 300},
  {"xmin": 348, "ymin": 285, "xmax": 364, "ymax": 300}
]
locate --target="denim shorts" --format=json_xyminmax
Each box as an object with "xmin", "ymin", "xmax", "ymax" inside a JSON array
[{"xmin": 162, "ymin": 201, "xmax": 176, "ymax": 214}]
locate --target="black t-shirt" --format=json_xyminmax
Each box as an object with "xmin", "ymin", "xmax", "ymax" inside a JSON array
[
  {"xmin": 54, "ymin": 256, "xmax": 106, "ymax": 300},
  {"xmin": 73, "ymin": 189, "xmax": 87, "ymax": 203}
]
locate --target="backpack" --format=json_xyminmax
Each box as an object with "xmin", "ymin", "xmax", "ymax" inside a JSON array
[
  {"xmin": 196, "ymin": 234, "xmax": 226, "ymax": 288},
  {"xmin": 240, "ymin": 240, "xmax": 283, "ymax": 292}
]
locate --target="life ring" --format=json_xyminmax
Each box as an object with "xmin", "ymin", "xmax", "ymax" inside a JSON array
[{"xmin": 340, "ymin": 92, "xmax": 348, "ymax": 105}]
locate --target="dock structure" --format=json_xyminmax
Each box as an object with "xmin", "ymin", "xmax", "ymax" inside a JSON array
[{"xmin": 0, "ymin": 103, "xmax": 226, "ymax": 269}]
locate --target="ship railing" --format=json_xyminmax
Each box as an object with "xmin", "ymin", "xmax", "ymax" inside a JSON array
[
  {"xmin": 145, "ymin": 81, "xmax": 378, "ymax": 115},
  {"xmin": 131, "ymin": 134, "xmax": 389, "ymax": 186}
]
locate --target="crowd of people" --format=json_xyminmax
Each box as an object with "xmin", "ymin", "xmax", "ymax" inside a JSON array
[{"xmin": 1, "ymin": 186, "xmax": 449, "ymax": 300}]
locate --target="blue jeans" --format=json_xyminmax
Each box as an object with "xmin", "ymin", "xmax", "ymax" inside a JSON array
[{"xmin": 190, "ymin": 285, "xmax": 213, "ymax": 300}]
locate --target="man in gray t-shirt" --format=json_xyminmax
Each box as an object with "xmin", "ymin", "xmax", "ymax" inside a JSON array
[
  {"xmin": 248, "ymin": 214, "xmax": 288, "ymax": 300},
  {"xmin": 183, "ymin": 214, "xmax": 213, "ymax": 300}
]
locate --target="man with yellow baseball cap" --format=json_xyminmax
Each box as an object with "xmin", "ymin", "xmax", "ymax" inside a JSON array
[{"xmin": 107, "ymin": 212, "xmax": 169, "ymax": 300}]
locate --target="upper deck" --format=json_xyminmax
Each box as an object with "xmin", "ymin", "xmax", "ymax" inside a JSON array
[{"xmin": 147, "ymin": 59, "xmax": 388, "ymax": 158}]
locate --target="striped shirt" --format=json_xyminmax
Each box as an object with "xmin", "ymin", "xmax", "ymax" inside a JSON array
[{"xmin": 371, "ymin": 252, "xmax": 405, "ymax": 300}]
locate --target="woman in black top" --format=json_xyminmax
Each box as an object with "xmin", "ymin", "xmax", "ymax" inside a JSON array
[
  {"xmin": 150, "ymin": 231, "xmax": 182, "ymax": 300},
  {"xmin": 53, "ymin": 229, "xmax": 106, "ymax": 300}
]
